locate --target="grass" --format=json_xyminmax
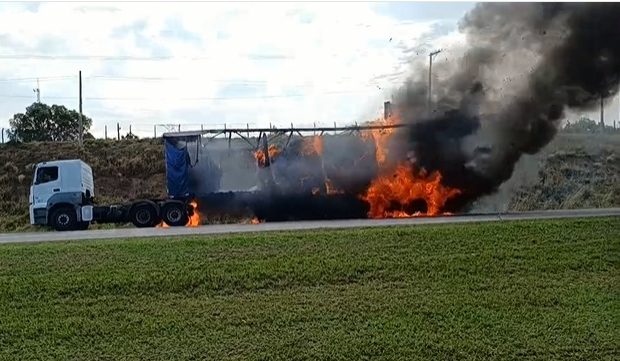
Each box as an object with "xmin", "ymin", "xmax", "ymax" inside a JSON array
[{"xmin": 0, "ymin": 217, "xmax": 618, "ymax": 360}]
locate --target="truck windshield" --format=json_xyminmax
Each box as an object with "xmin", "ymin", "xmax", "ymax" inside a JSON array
[{"xmin": 35, "ymin": 166, "xmax": 59, "ymax": 185}]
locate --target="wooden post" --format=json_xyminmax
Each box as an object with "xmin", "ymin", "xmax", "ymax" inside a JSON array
[
  {"xmin": 78, "ymin": 70, "xmax": 83, "ymax": 146},
  {"xmin": 1, "ymin": 128, "xmax": 4, "ymax": 143},
  {"xmin": 104, "ymin": 125, "xmax": 108, "ymax": 139},
  {"xmin": 117, "ymin": 123, "xmax": 121, "ymax": 140}
]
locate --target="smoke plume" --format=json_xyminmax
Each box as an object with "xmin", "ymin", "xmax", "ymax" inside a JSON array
[{"xmin": 393, "ymin": 2, "xmax": 620, "ymax": 212}]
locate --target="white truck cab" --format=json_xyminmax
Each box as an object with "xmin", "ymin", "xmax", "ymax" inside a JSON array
[{"xmin": 29, "ymin": 159, "xmax": 95, "ymax": 231}]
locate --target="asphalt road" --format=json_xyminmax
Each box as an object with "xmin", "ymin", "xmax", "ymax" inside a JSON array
[{"xmin": 0, "ymin": 208, "xmax": 618, "ymax": 245}]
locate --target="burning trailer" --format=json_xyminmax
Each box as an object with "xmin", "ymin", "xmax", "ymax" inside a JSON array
[{"xmin": 161, "ymin": 113, "xmax": 464, "ymax": 224}]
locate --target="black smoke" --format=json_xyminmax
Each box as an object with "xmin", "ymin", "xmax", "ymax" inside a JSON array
[{"xmin": 391, "ymin": 2, "xmax": 620, "ymax": 212}]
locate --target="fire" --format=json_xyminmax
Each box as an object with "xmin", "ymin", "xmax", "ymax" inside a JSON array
[
  {"xmin": 255, "ymin": 144, "xmax": 281, "ymax": 167},
  {"xmin": 361, "ymin": 164, "xmax": 461, "ymax": 218},
  {"xmin": 249, "ymin": 217, "xmax": 262, "ymax": 224},
  {"xmin": 186, "ymin": 200, "xmax": 200, "ymax": 226},
  {"xmin": 361, "ymin": 115, "xmax": 399, "ymax": 165},
  {"xmin": 358, "ymin": 113, "xmax": 461, "ymax": 218}
]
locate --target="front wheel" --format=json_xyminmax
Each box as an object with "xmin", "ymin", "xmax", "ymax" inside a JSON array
[{"xmin": 50, "ymin": 207, "xmax": 78, "ymax": 232}]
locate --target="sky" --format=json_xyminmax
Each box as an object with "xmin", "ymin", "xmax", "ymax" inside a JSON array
[{"xmin": 0, "ymin": 1, "xmax": 618, "ymax": 140}]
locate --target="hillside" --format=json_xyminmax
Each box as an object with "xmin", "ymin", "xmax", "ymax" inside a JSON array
[{"xmin": 0, "ymin": 133, "xmax": 619, "ymax": 232}]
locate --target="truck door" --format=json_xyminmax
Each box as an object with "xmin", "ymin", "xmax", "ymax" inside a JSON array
[{"xmin": 31, "ymin": 165, "xmax": 61, "ymax": 212}]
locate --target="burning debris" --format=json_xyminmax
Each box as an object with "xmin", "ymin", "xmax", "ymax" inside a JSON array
[{"xmin": 168, "ymin": 3, "xmax": 620, "ymax": 224}]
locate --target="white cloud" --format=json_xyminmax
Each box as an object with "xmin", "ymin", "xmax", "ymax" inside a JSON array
[{"xmin": 0, "ymin": 1, "xmax": 470, "ymax": 139}]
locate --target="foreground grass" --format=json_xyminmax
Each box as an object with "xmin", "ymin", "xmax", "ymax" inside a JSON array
[{"xmin": 0, "ymin": 218, "xmax": 618, "ymax": 360}]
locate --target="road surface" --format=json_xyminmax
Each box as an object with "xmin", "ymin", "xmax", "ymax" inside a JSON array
[{"xmin": 0, "ymin": 208, "xmax": 618, "ymax": 245}]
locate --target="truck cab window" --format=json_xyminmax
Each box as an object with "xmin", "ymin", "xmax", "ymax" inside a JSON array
[{"xmin": 35, "ymin": 166, "xmax": 59, "ymax": 184}]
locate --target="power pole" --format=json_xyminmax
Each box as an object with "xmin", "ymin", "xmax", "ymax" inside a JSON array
[
  {"xmin": 33, "ymin": 78, "xmax": 40, "ymax": 103},
  {"xmin": 428, "ymin": 49, "xmax": 443, "ymax": 116},
  {"xmin": 600, "ymin": 95, "xmax": 604, "ymax": 134},
  {"xmin": 79, "ymin": 70, "xmax": 83, "ymax": 146}
]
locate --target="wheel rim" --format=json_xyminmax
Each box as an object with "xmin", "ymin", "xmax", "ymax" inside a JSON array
[
  {"xmin": 136, "ymin": 209, "xmax": 151, "ymax": 224},
  {"xmin": 57, "ymin": 214, "xmax": 70, "ymax": 226},
  {"xmin": 167, "ymin": 208, "xmax": 182, "ymax": 223}
]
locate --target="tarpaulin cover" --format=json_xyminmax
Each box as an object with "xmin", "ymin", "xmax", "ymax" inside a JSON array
[{"xmin": 164, "ymin": 138, "xmax": 190, "ymax": 198}]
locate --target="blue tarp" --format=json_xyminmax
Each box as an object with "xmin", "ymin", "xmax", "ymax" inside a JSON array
[{"xmin": 164, "ymin": 139, "xmax": 191, "ymax": 198}]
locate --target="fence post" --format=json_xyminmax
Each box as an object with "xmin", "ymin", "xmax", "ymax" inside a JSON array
[
  {"xmin": 154, "ymin": 125, "xmax": 157, "ymax": 138},
  {"xmin": 129, "ymin": 125, "xmax": 132, "ymax": 137},
  {"xmin": 178, "ymin": 124, "xmax": 181, "ymax": 132},
  {"xmin": 117, "ymin": 123, "xmax": 121, "ymax": 140},
  {"xmin": 1, "ymin": 128, "xmax": 3, "ymax": 144},
  {"xmin": 104, "ymin": 125, "xmax": 108, "ymax": 140}
]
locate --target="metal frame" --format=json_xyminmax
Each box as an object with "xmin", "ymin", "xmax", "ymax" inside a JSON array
[{"xmin": 162, "ymin": 123, "xmax": 408, "ymax": 151}]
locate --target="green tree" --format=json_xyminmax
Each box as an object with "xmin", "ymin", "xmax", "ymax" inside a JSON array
[
  {"xmin": 7, "ymin": 102, "xmax": 93, "ymax": 143},
  {"xmin": 563, "ymin": 117, "xmax": 599, "ymax": 134}
]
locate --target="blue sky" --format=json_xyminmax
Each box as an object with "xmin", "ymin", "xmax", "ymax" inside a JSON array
[
  {"xmin": 0, "ymin": 1, "xmax": 476, "ymax": 138},
  {"xmin": 0, "ymin": 1, "xmax": 616, "ymax": 139}
]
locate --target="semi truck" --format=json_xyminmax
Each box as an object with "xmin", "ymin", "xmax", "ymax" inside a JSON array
[
  {"xmin": 28, "ymin": 132, "xmax": 208, "ymax": 232},
  {"xmin": 29, "ymin": 122, "xmax": 406, "ymax": 232},
  {"xmin": 29, "ymin": 159, "xmax": 197, "ymax": 231}
]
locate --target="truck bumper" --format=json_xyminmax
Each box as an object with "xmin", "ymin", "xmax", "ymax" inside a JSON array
[{"xmin": 29, "ymin": 206, "xmax": 47, "ymax": 226}]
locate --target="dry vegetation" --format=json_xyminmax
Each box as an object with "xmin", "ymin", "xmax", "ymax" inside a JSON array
[{"xmin": 0, "ymin": 132, "xmax": 619, "ymax": 232}]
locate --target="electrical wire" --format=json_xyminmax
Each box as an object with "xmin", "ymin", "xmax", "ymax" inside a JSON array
[{"xmin": 0, "ymin": 88, "xmax": 382, "ymax": 101}]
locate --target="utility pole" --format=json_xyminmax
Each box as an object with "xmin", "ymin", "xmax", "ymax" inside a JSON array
[
  {"xmin": 428, "ymin": 49, "xmax": 443, "ymax": 116},
  {"xmin": 33, "ymin": 78, "xmax": 40, "ymax": 103},
  {"xmin": 79, "ymin": 71, "xmax": 83, "ymax": 146},
  {"xmin": 600, "ymin": 95, "xmax": 604, "ymax": 134}
]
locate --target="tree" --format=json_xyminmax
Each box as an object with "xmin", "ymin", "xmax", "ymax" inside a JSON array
[
  {"xmin": 7, "ymin": 102, "xmax": 93, "ymax": 143},
  {"xmin": 563, "ymin": 117, "xmax": 598, "ymax": 134}
]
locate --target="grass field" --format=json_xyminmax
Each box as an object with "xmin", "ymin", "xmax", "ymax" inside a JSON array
[{"xmin": 1, "ymin": 217, "xmax": 619, "ymax": 360}]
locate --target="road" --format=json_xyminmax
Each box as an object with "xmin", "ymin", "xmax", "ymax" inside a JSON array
[{"xmin": 0, "ymin": 208, "xmax": 618, "ymax": 245}]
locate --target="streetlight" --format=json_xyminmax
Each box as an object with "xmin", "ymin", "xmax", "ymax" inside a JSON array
[{"xmin": 428, "ymin": 49, "xmax": 443, "ymax": 116}]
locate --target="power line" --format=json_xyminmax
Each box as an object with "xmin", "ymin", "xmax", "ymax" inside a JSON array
[
  {"xmin": 0, "ymin": 54, "xmax": 300, "ymax": 61},
  {"xmin": 0, "ymin": 88, "xmax": 381, "ymax": 102},
  {"xmin": 0, "ymin": 75, "xmax": 75, "ymax": 83}
]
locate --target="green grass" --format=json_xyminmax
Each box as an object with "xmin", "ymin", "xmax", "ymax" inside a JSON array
[{"xmin": 1, "ymin": 218, "xmax": 619, "ymax": 360}]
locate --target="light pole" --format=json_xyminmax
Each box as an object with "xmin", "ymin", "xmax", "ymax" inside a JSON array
[{"xmin": 428, "ymin": 49, "xmax": 443, "ymax": 116}]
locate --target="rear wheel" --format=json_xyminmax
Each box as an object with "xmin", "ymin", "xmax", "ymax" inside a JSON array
[
  {"xmin": 50, "ymin": 207, "xmax": 78, "ymax": 232},
  {"xmin": 129, "ymin": 203, "xmax": 160, "ymax": 228},
  {"xmin": 161, "ymin": 201, "xmax": 189, "ymax": 227}
]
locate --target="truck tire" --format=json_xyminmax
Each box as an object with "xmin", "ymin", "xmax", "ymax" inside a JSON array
[
  {"xmin": 50, "ymin": 207, "xmax": 79, "ymax": 232},
  {"xmin": 129, "ymin": 203, "xmax": 160, "ymax": 228},
  {"xmin": 161, "ymin": 201, "xmax": 189, "ymax": 227}
]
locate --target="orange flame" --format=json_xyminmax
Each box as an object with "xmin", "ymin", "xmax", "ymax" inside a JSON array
[
  {"xmin": 255, "ymin": 144, "xmax": 281, "ymax": 167},
  {"xmin": 358, "ymin": 113, "xmax": 461, "ymax": 218},
  {"xmin": 361, "ymin": 164, "xmax": 461, "ymax": 218},
  {"xmin": 186, "ymin": 200, "xmax": 200, "ymax": 226}
]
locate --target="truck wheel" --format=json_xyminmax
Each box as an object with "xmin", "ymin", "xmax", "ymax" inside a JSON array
[
  {"xmin": 129, "ymin": 203, "xmax": 160, "ymax": 228},
  {"xmin": 161, "ymin": 201, "xmax": 189, "ymax": 227},
  {"xmin": 50, "ymin": 207, "xmax": 78, "ymax": 232}
]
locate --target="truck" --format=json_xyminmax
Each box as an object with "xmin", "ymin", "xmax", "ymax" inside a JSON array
[
  {"xmin": 28, "ymin": 132, "xmax": 208, "ymax": 232},
  {"xmin": 29, "ymin": 120, "xmax": 406, "ymax": 232},
  {"xmin": 29, "ymin": 159, "xmax": 196, "ymax": 231}
]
